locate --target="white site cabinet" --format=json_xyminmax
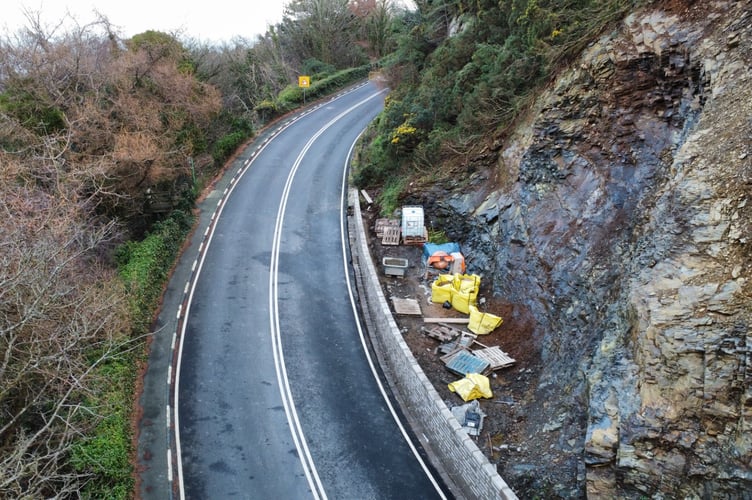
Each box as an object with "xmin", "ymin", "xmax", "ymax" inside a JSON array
[{"xmin": 401, "ymin": 205, "xmax": 424, "ymax": 238}]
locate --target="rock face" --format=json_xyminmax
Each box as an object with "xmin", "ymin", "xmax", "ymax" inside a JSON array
[{"xmin": 406, "ymin": 2, "xmax": 752, "ymax": 497}]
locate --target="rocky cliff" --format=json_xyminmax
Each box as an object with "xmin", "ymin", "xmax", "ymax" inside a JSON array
[{"xmin": 405, "ymin": 1, "xmax": 751, "ymax": 497}]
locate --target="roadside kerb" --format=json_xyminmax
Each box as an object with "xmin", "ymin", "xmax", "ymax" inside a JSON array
[{"xmin": 347, "ymin": 189, "xmax": 518, "ymax": 500}]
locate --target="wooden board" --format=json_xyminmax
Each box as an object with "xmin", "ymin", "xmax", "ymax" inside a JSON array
[
  {"xmin": 360, "ymin": 189, "xmax": 373, "ymax": 205},
  {"xmin": 472, "ymin": 346, "xmax": 516, "ymax": 371},
  {"xmin": 424, "ymin": 317, "xmax": 470, "ymax": 324},
  {"xmin": 391, "ymin": 297, "xmax": 422, "ymax": 315}
]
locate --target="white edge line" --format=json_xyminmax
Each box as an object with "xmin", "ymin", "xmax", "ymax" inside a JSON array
[{"xmin": 339, "ymin": 131, "xmax": 447, "ymax": 498}]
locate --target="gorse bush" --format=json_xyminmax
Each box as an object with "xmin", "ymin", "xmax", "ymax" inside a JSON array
[{"xmin": 356, "ymin": 0, "xmax": 640, "ymax": 190}]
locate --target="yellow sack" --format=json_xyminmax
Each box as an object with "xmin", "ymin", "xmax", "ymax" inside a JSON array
[
  {"xmin": 448, "ymin": 373, "xmax": 493, "ymax": 401},
  {"xmin": 448, "ymin": 274, "xmax": 478, "ymax": 314},
  {"xmin": 431, "ymin": 274, "xmax": 455, "ymax": 304},
  {"xmin": 451, "ymin": 291, "xmax": 473, "ymax": 314},
  {"xmin": 453, "ymin": 274, "xmax": 480, "ymax": 297},
  {"xmin": 468, "ymin": 305, "xmax": 503, "ymax": 335}
]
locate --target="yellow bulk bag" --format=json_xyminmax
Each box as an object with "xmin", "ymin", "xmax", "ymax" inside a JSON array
[
  {"xmin": 431, "ymin": 274, "xmax": 455, "ymax": 304},
  {"xmin": 448, "ymin": 373, "xmax": 493, "ymax": 401},
  {"xmin": 453, "ymin": 273, "xmax": 480, "ymax": 294},
  {"xmin": 468, "ymin": 305, "xmax": 503, "ymax": 335},
  {"xmin": 453, "ymin": 274, "xmax": 480, "ymax": 301},
  {"xmin": 450, "ymin": 274, "xmax": 480, "ymax": 314},
  {"xmin": 451, "ymin": 291, "xmax": 473, "ymax": 314}
]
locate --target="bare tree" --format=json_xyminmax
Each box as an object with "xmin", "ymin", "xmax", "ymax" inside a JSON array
[{"xmin": 0, "ymin": 150, "xmax": 132, "ymax": 497}]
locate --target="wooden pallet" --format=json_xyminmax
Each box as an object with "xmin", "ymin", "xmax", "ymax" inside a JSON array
[
  {"xmin": 374, "ymin": 218, "xmax": 399, "ymax": 238},
  {"xmin": 422, "ymin": 324, "xmax": 463, "ymax": 342},
  {"xmin": 472, "ymin": 346, "xmax": 516, "ymax": 371},
  {"xmin": 438, "ymin": 331, "xmax": 477, "ymax": 355},
  {"xmin": 381, "ymin": 226, "xmax": 401, "ymax": 245},
  {"xmin": 402, "ymin": 226, "xmax": 428, "ymax": 246},
  {"xmin": 443, "ymin": 349, "xmax": 490, "ymax": 376}
]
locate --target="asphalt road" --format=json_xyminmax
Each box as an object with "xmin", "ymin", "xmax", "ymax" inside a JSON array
[{"xmin": 173, "ymin": 82, "xmax": 449, "ymax": 499}]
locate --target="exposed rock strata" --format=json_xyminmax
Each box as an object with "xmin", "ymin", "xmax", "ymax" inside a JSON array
[{"xmin": 405, "ymin": 2, "xmax": 751, "ymax": 496}]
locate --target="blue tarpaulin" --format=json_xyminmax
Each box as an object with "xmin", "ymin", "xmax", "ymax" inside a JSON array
[{"xmin": 422, "ymin": 242, "xmax": 461, "ymax": 265}]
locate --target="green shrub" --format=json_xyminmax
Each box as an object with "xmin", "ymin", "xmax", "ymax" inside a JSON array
[
  {"xmin": 117, "ymin": 210, "xmax": 194, "ymax": 330},
  {"xmin": 70, "ymin": 354, "xmax": 135, "ymax": 500},
  {"xmin": 378, "ymin": 176, "xmax": 406, "ymax": 216},
  {"xmin": 276, "ymin": 65, "xmax": 374, "ymax": 112},
  {"xmin": 213, "ymin": 130, "xmax": 248, "ymax": 162},
  {"xmin": 361, "ymin": 0, "xmax": 639, "ymax": 186},
  {"xmin": 0, "ymin": 86, "xmax": 66, "ymax": 134},
  {"xmin": 301, "ymin": 58, "xmax": 336, "ymax": 76}
]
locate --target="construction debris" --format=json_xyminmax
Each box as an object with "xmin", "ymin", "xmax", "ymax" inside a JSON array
[
  {"xmin": 391, "ymin": 297, "xmax": 422, "ymax": 315},
  {"xmin": 448, "ymin": 373, "xmax": 493, "ymax": 401},
  {"xmin": 438, "ymin": 330, "xmax": 477, "ymax": 355},
  {"xmin": 450, "ymin": 400, "xmax": 486, "ymax": 436},
  {"xmin": 472, "ymin": 346, "xmax": 516, "ymax": 371},
  {"xmin": 422, "ymin": 323, "xmax": 463, "ymax": 342}
]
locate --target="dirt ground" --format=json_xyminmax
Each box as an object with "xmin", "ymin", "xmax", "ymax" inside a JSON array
[{"xmin": 360, "ymin": 208, "xmax": 554, "ymax": 494}]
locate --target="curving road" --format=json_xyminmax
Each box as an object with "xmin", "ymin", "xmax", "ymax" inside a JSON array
[{"xmin": 173, "ymin": 82, "xmax": 449, "ymax": 499}]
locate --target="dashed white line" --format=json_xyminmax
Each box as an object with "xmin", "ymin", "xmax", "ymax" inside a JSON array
[{"xmin": 167, "ymin": 449, "xmax": 173, "ymax": 483}]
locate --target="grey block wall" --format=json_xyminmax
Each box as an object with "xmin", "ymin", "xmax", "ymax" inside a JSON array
[{"xmin": 348, "ymin": 190, "xmax": 517, "ymax": 500}]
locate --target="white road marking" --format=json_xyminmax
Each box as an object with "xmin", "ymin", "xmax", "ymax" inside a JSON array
[
  {"xmin": 339, "ymin": 134, "xmax": 447, "ymax": 499},
  {"xmin": 173, "ymin": 85, "xmax": 387, "ymax": 500}
]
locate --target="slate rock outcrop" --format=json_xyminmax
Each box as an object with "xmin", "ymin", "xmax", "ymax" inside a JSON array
[{"xmin": 402, "ymin": 1, "xmax": 751, "ymax": 496}]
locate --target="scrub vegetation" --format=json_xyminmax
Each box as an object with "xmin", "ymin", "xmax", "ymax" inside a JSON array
[{"xmin": 352, "ymin": 0, "xmax": 648, "ymax": 202}]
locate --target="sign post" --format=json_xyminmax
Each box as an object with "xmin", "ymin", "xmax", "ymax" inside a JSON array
[{"xmin": 298, "ymin": 75, "xmax": 310, "ymax": 104}]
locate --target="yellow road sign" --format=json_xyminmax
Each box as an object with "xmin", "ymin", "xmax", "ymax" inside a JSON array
[{"xmin": 298, "ymin": 75, "xmax": 310, "ymax": 88}]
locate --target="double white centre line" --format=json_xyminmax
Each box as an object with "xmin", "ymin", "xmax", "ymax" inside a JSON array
[{"xmin": 268, "ymin": 90, "xmax": 386, "ymax": 500}]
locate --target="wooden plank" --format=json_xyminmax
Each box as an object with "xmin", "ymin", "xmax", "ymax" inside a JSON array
[
  {"xmin": 360, "ymin": 189, "xmax": 373, "ymax": 205},
  {"xmin": 391, "ymin": 297, "xmax": 422, "ymax": 315},
  {"xmin": 424, "ymin": 317, "xmax": 470, "ymax": 324}
]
